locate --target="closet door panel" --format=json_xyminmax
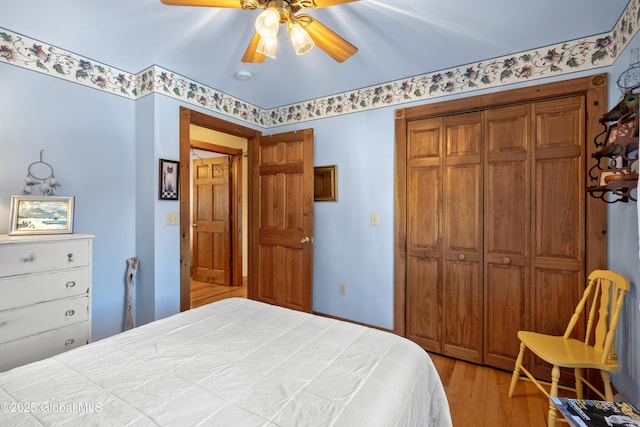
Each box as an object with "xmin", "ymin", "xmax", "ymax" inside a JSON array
[
  {"xmin": 406, "ymin": 119, "xmax": 443, "ymax": 353},
  {"xmin": 483, "ymin": 104, "xmax": 530, "ymax": 370},
  {"xmin": 407, "ymin": 256, "xmax": 441, "ymax": 352},
  {"xmin": 409, "ymin": 167, "xmax": 440, "ymax": 251},
  {"xmin": 484, "ymin": 263, "xmax": 527, "ymax": 369},
  {"xmin": 531, "ymin": 96, "xmax": 586, "ymax": 383},
  {"xmin": 442, "ymin": 113, "xmax": 483, "ymax": 362},
  {"xmin": 442, "ymin": 258, "xmax": 482, "ymax": 362}
]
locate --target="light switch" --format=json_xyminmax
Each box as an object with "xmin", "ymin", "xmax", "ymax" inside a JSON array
[{"xmin": 166, "ymin": 212, "xmax": 179, "ymax": 226}]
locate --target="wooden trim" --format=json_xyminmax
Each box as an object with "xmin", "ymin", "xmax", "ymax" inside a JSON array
[
  {"xmin": 583, "ymin": 76, "xmax": 609, "ymax": 280},
  {"xmin": 191, "ymin": 140, "xmax": 242, "ymax": 156},
  {"xmin": 393, "ymin": 108, "xmax": 408, "ymax": 336},
  {"xmin": 393, "ymin": 74, "xmax": 609, "ymax": 336},
  {"xmin": 401, "ymin": 75, "xmax": 607, "ymax": 121},
  {"xmin": 313, "ymin": 311, "xmax": 394, "ymax": 334},
  {"xmin": 179, "ymin": 107, "xmax": 260, "ymax": 311}
]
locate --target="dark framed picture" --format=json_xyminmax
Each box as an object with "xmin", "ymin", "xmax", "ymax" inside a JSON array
[
  {"xmin": 9, "ymin": 195, "xmax": 75, "ymax": 235},
  {"xmin": 314, "ymin": 165, "xmax": 338, "ymax": 202},
  {"xmin": 159, "ymin": 158, "xmax": 179, "ymax": 200}
]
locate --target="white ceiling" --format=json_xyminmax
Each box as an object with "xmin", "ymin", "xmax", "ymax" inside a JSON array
[{"xmin": 2, "ymin": 0, "xmax": 630, "ymax": 109}]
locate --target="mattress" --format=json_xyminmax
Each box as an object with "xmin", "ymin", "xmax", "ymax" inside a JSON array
[{"xmin": 0, "ymin": 298, "xmax": 452, "ymax": 426}]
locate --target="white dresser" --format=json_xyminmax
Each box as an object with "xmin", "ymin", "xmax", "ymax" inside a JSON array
[{"xmin": 0, "ymin": 233, "xmax": 93, "ymax": 372}]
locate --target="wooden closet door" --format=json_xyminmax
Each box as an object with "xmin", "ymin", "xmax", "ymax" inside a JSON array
[
  {"xmin": 483, "ymin": 104, "xmax": 531, "ymax": 371},
  {"xmin": 531, "ymin": 96, "xmax": 586, "ymax": 380},
  {"xmin": 406, "ymin": 118, "xmax": 443, "ymax": 353},
  {"xmin": 442, "ymin": 112, "xmax": 483, "ymax": 363}
]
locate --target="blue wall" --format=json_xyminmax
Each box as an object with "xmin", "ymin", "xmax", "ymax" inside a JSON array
[
  {"xmin": 0, "ymin": 42, "xmax": 638, "ymax": 404},
  {"xmin": 0, "ymin": 64, "xmax": 136, "ymax": 340},
  {"xmin": 606, "ymin": 38, "xmax": 640, "ymax": 405}
]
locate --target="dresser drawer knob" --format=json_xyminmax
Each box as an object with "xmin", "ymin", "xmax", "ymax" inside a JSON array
[
  {"xmin": 457, "ymin": 253, "xmax": 466, "ymax": 261},
  {"xmin": 66, "ymin": 281, "xmax": 76, "ymax": 288},
  {"xmin": 67, "ymin": 253, "xmax": 74, "ymax": 262},
  {"xmin": 65, "ymin": 338, "xmax": 75, "ymax": 346},
  {"xmin": 502, "ymin": 257, "xmax": 512, "ymax": 265},
  {"xmin": 20, "ymin": 254, "xmax": 35, "ymax": 263},
  {"xmin": 65, "ymin": 309, "xmax": 76, "ymax": 317}
]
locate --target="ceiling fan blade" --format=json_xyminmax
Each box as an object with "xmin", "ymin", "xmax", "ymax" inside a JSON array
[
  {"xmin": 160, "ymin": 0, "xmax": 242, "ymax": 7},
  {"xmin": 241, "ymin": 32, "xmax": 267, "ymax": 63},
  {"xmin": 304, "ymin": 18, "xmax": 357, "ymax": 63},
  {"xmin": 309, "ymin": 0, "xmax": 359, "ymax": 8}
]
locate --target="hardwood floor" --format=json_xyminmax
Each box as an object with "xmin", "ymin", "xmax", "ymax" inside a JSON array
[
  {"xmin": 190, "ymin": 279, "xmax": 247, "ymax": 308},
  {"xmin": 189, "ymin": 281, "xmax": 561, "ymax": 426},
  {"xmin": 430, "ymin": 353, "xmax": 570, "ymax": 427}
]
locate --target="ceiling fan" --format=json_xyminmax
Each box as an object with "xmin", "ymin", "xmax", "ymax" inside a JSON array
[{"xmin": 160, "ymin": 0, "xmax": 359, "ymax": 63}]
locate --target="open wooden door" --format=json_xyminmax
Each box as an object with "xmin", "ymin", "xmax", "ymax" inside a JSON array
[
  {"xmin": 192, "ymin": 156, "xmax": 231, "ymax": 285},
  {"xmin": 249, "ymin": 129, "xmax": 314, "ymax": 312}
]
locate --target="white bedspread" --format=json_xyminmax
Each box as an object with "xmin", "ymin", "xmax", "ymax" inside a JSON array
[{"xmin": 0, "ymin": 298, "xmax": 452, "ymax": 426}]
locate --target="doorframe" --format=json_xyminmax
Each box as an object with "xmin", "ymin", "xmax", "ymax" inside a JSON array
[
  {"xmin": 178, "ymin": 107, "xmax": 260, "ymax": 312},
  {"xmin": 393, "ymin": 74, "xmax": 609, "ymax": 336}
]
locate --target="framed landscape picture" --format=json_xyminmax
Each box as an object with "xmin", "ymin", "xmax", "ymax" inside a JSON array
[{"xmin": 9, "ymin": 195, "xmax": 75, "ymax": 235}]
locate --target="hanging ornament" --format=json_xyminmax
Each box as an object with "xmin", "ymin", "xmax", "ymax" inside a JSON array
[{"xmin": 23, "ymin": 150, "xmax": 61, "ymax": 196}]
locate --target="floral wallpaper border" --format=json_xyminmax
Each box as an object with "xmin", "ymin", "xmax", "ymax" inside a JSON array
[{"xmin": 1, "ymin": 0, "xmax": 639, "ymax": 129}]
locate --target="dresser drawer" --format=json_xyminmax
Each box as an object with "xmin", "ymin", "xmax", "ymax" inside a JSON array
[
  {"xmin": 0, "ymin": 239, "xmax": 90, "ymax": 277},
  {"xmin": 0, "ymin": 268, "xmax": 90, "ymax": 311},
  {"xmin": 0, "ymin": 322, "xmax": 89, "ymax": 372},
  {"xmin": 0, "ymin": 296, "xmax": 89, "ymax": 345}
]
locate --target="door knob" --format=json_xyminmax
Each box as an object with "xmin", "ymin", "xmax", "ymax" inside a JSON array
[{"xmin": 301, "ymin": 236, "xmax": 311, "ymax": 244}]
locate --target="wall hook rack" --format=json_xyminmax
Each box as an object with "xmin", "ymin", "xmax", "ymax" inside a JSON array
[{"xmin": 587, "ymin": 90, "xmax": 638, "ymax": 203}]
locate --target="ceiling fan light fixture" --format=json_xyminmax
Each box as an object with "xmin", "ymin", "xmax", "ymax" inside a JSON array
[
  {"xmin": 256, "ymin": 35, "xmax": 278, "ymax": 59},
  {"xmin": 254, "ymin": 8, "xmax": 280, "ymax": 39},
  {"xmin": 289, "ymin": 23, "xmax": 314, "ymax": 56}
]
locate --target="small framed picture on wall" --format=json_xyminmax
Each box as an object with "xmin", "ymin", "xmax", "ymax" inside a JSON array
[{"xmin": 159, "ymin": 158, "xmax": 179, "ymax": 200}]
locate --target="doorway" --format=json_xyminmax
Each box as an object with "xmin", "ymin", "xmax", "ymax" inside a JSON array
[
  {"xmin": 179, "ymin": 108, "xmax": 259, "ymax": 312},
  {"xmin": 190, "ymin": 145, "xmax": 245, "ymax": 307},
  {"xmin": 178, "ymin": 108, "xmax": 315, "ymax": 313}
]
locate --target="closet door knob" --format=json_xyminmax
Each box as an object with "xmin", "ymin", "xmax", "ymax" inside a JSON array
[
  {"xmin": 457, "ymin": 253, "xmax": 466, "ymax": 261},
  {"xmin": 502, "ymin": 257, "xmax": 511, "ymax": 265}
]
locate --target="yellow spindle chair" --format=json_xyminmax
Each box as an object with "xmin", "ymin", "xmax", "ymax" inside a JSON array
[{"xmin": 508, "ymin": 269, "xmax": 630, "ymax": 427}]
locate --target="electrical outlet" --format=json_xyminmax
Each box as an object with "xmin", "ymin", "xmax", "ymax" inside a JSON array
[
  {"xmin": 339, "ymin": 283, "xmax": 347, "ymax": 296},
  {"xmin": 166, "ymin": 212, "xmax": 179, "ymax": 226}
]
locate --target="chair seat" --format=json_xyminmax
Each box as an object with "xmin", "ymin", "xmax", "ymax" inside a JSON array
[{"xmin": 517, "ymin": 331, "xmax": 619, "ymax": 371}]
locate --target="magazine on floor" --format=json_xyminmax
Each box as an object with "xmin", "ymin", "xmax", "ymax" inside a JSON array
[{"xmin": 552, "ymin": 397, "xmax": 640, "ymax": 427}]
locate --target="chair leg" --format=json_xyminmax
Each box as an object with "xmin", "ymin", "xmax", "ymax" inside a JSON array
[
  {"xmin": 601, "ymin": 370, "xmax": 614, "ymax": 401},
  {"xmin": 548, "ymin": 365, "xmax": 560, "ymax": 427},
  {"xmin": 509, "ymin": 342, "xmax": 526, "ymax": 398},
  {"xmin": 575, "ymin": 368, "xmax": 584, "ymax": 399}
]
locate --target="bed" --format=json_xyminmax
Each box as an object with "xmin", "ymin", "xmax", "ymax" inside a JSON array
[{"xmin": 0, "ymin": 298, "xmax": 452, "ymax": 426}]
